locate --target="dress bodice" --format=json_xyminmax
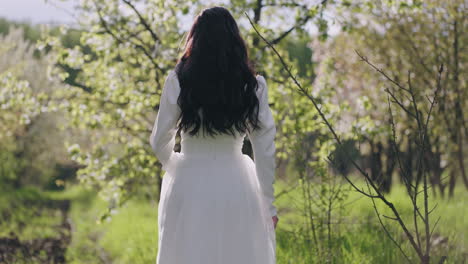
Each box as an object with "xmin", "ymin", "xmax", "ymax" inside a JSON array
[{"xmin": 180, "ymin": 129, "xmax": 246, "ymax": 159}]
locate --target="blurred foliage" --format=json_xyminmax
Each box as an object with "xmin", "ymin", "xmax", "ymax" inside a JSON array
[
  {"xmin": 314, "ymin": 0, "xmax": 468, "ymax": 195},
  {"xmin": 0, "ymin": 17, "xmax": 81, "ymax": 49},
  {"xmin": 0, "ymin": 186, "xmax": 62, "ymax": 241},
  {"xmin": 0, "ymin": 26, "xmax": 84, "ymax": 189}
]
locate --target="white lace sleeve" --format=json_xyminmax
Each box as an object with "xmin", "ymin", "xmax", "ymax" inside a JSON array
[
  {"xmin": 247, "ymin": 75, "xmax": 278, "ymax": 217},
  {"xmin": 149, "ymin": 70, "xmax": 181, "ymax": 172}
]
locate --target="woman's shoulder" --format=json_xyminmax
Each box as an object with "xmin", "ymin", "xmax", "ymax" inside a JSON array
[
  {"xmin": 255, "ymin": 74, "xmax": 266, "ymax": 83},
  {"xmin": 255, "ymin": 74, "xmax": 268, "ymax": 96},
  {"xmin": 167, "ymin": 69, "xmax": 181, "ymax": 86},
  {"xmin": 167, "ymin": 69, "xmax": 178, "ymax": 81}
]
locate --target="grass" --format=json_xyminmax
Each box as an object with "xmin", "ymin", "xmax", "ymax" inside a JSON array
[
  {"xmin": 1, "ymin": 181, "xmax": 466, "ymax": 263},
  {"xmin": 52, "ymin": 186, "xmax": 159, "ymax": 263},
  {"xmin": 0, "ymin": 186, "xmax": 62, "ymax": 241},
  {"xmin": 274, "ymin": 179, "xmax": 467, "ymax": 263},
  {"xmin": 98, "ymin": 199, "xmax": 159, "ymax": 263}
]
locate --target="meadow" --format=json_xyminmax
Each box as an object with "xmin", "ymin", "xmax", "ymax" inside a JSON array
[{"xmin": 2, "ymin": 179, "xmax": 465, "ymax": 263}]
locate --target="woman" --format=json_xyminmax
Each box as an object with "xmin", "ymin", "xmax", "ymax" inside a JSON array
[{"xmin": 150, "ymin": 6, "xmax": 278, "ymax": 264}]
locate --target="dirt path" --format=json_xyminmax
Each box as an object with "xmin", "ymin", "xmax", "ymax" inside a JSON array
[{"xmin": 0, "ymin": 199, "xmax": 71, "ymax": 264}]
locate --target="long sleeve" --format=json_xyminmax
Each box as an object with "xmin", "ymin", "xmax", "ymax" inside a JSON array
[
  {"xmin": 149, "ymin": 70, "xmax": 181, "ymax": 172},
  {"xmin": 247, "ymin": 75, "xmax": 278, "ymax": 217}
]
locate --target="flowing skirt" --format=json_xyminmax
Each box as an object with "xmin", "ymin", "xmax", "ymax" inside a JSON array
[{"xmin": 156, "ymin": 151, "xmax": 276, "ymax": 264}]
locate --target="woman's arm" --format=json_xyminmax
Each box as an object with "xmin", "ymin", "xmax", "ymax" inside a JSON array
[
  {"xmin": 149, "ymin": 70, "xmax": 181, "ymax": 172},
  {"xmin": 247, "ymin": 75, "xmax": 278, "ymax": 218}
]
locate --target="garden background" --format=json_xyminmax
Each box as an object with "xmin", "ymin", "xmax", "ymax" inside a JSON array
[{"xmin": 0, "ymin": 0, "xmax": 466, "ymax": 263}]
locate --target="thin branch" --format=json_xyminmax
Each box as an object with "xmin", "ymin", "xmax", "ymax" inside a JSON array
[
  {"xmin": 93, "ymin": 1, "xmax": 162, "ymax": 72},
  {"xmin": 365, "ymin": 180, "xmax": 413, "ymax": 264},
  {"xmin": 428, "ymin": 203, "xmax": 438, "ymax": 215},
  {"xmin": 269, "ymin": 14, "xmax": 312, "ymax": 45},
  {"xmin": 356, "ymin": 50, "xmax": 411, "ymax": 93},
  {"xmin": 121, "ymin": 0, "xmax": 160, "ymax": 43},
  {"xmin": 429, "ymin": 216, "xmax": 441, "ymax": 240},
  {"xmin": 383, "ymin": 215, "xmax": 399, "ymax": 221},
  {"xmin": 385, "ymin": 87, "xmax": 417, "ymax": 119}
]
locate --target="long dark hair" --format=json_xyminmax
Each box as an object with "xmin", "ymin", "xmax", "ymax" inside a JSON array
[{"xmin": 175, "ymin": 6, "xmax": 261, "ymax": 137}]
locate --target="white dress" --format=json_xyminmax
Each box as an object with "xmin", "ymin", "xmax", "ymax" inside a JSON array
[{"xmin": 150, "ymin": 70, "xmax": 277, "ymax": 264}]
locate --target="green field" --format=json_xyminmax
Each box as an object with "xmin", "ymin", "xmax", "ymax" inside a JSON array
[{"xmin": 1, "ymin": 180, "xmax": 466, "ymax": 263}]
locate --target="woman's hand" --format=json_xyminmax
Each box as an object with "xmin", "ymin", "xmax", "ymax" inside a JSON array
[{"xmin": 272, "ymin": 215, "xmax": 279, "ymax": 229}]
